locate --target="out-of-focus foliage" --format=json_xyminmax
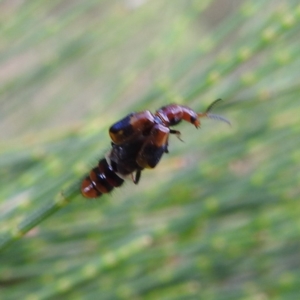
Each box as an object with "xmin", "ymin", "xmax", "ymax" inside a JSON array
[{"xmin": 1, "ymin": 0, "xmax": 300, "ymax": 299}]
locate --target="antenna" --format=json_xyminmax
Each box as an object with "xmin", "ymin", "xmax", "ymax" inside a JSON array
[{"xmin": 198, "ymin": 99, "xmax": 231, "ymax": 126}]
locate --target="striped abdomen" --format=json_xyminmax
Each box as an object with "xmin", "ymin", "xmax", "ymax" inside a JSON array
[{"xmin": 81, "ymin": 158, "xmax": 124, "ymax": 198}]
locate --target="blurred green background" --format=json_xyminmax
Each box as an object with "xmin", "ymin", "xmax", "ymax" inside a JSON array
[{"xmin": 1, "ymin": 0, "xmax": 300, "ymax": 299}]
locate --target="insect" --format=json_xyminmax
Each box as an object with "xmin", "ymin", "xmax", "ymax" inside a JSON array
[{"xmin": 81, "ymin": 99, "xmax": 230, "ymax": 198}]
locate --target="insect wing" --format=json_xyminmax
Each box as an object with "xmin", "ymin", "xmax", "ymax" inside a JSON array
[{"xmin": 109, "ymin": 111, "xmax": 155, "ymax": 144}]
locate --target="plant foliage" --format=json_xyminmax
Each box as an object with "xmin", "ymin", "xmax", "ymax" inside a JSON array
[{"xmin": 1, "ymin": 1, "xmax": 300, "ymax": 299}]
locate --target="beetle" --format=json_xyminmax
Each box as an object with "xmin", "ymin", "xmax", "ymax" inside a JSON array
[{"xmin": 81, "ymin": 99, "xmax": 230, "ymax": 198}]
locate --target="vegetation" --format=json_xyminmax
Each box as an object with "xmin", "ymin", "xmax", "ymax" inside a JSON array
[{"xmin": 1, "ymin": 1, "xmax": 300, "ymax": 299}]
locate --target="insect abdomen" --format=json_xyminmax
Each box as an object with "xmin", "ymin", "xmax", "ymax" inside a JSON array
[{"xmin": 81, "ymin": 158, "xmax": 124, "ymax": 198}]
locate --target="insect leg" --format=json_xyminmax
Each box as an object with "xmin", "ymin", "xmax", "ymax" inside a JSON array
[
  {"xmin": 137, "ymin": 124, "xmax": 170, "ymax": 169},
  {"xmin": 170, "ymin": 129, "xmax": 183, "ymax": 142},
  {"xmin": 132, "ymin": 169, "xmax": 142, "ymax": 184}
]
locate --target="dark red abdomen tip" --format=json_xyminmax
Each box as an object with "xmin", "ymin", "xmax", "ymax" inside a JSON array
[{"xmin": 81, "ymin": 159, "xmax": 124, "ymax": 198}]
